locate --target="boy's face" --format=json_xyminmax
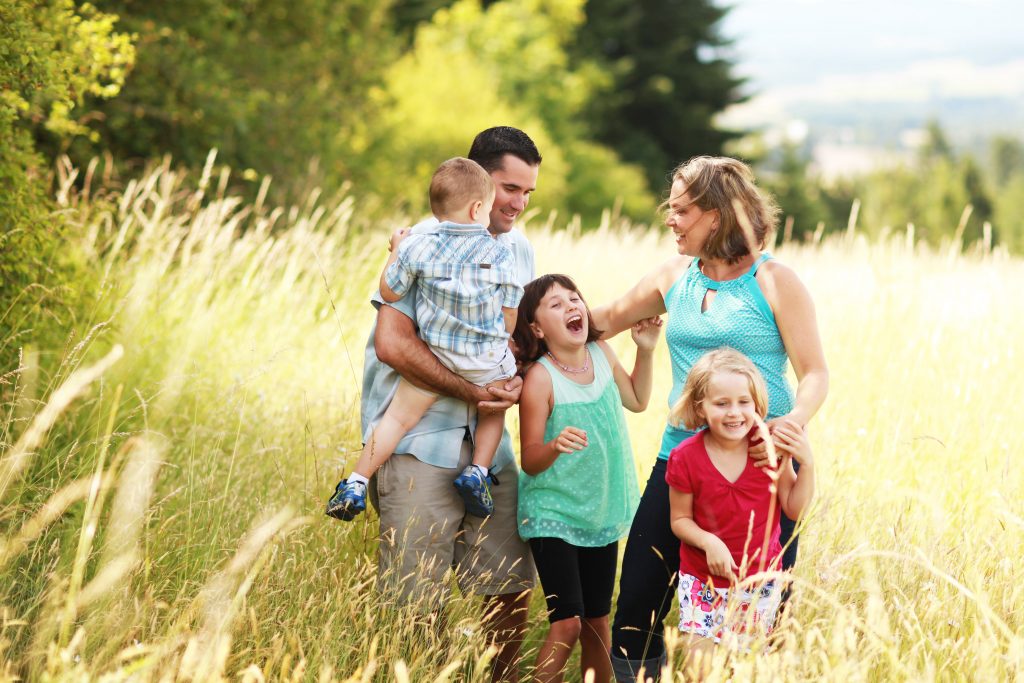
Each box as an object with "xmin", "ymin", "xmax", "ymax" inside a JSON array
[{"xmin": 487, "ymin": 154, "xmax": 539, "ymax": 235}]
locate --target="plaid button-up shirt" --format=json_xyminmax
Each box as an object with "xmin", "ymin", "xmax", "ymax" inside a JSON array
[
  {"xmin": 384, "ymin": 221, "xmax": 523, "ymax": 356},
  {"xmin": 361, "ymin": 218, "xmax": 535, "ymax": 472}
]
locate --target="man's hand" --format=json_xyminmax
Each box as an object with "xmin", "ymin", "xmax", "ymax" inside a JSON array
[{"xmin": 478, "ymin": 375, "xmax": 523, "ymax": 413}]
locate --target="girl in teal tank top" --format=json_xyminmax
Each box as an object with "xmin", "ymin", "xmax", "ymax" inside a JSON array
[{"xmin": 513, "ymin": 274, "xmax": 661, "ymax": 683}]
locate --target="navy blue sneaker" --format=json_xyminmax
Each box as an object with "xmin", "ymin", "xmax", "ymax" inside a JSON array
[
  {"xmin": 325, "ymin": 479, "xmax": 367, "ymax": 521},
  {"xmin": 453, "ymin": 465, "xmax": 498, "ymax": 517}
]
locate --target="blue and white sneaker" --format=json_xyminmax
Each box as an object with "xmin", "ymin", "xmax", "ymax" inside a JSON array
[
  {"xmin": 325, "ymin": 479, "xmax": 367, "ymax": 521},
  {"xmin": 453, "ymin": 465, "xmax": 498, "ymax": 517}
]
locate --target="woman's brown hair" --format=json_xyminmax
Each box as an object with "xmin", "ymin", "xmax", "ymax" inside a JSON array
[{"xmin": 670, "ymin": 156, "xmax": 780, "ymax": 264}]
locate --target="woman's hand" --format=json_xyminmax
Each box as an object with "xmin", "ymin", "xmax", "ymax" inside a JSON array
[
  {"xmin": 749, "ymin": 411, "xmax": 807, "ymax": 467},
  {"xmin": 631, "ymin": 316, "xmax": 663, "ymax": 352},
  {"xmin": 703, "ymin": 534, "xmax": 738, "ymax": 579},
  {"xmin": 551, "ymin": 426, "xmax": 588, "ymax": 453},
  {"xmin": 772, "ymin": 419, "xmax": 813, "ymax": 466}
]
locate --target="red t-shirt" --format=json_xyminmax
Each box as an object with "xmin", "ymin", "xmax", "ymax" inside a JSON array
[{"xmin": 665, "ymin": 431, "xmax": 782, "ymax": 586}]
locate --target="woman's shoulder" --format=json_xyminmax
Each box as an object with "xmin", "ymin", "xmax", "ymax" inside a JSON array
[{"xmin": 754, "ymin": 256, "xmax": 809, "ymax": 307}]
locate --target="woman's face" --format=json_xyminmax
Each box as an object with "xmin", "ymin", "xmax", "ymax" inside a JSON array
[{"xmin": 665, "ymin": 179, "xmax": 719, "ymax": 257}]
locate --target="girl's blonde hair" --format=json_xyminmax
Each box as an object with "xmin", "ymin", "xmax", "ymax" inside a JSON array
[{"xmin": 670, "ymin": 348, "xmax": 769, "ymax": 430}]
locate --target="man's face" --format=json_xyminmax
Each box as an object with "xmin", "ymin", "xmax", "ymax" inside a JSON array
[{"xmin": 487, "ymin": 154, "xmax": 539, "ymax": 235}]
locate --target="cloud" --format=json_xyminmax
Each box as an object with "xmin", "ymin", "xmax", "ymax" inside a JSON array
[{"xmin": 777, "ymin": 58, "xmax": 1024, "ymax": 105}]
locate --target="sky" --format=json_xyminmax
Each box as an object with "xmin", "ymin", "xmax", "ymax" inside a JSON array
[{"xmin": 717, "ymin": 0, "xmax": 1024, "ymax": 141}]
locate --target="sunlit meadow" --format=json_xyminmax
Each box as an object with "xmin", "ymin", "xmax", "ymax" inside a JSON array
[{"xmin": 1, "ymin": 158, "xmax": 1021, "ymax": 681}]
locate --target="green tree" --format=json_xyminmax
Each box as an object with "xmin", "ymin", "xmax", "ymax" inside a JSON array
[
  {"xmin": 762, "ymin": 144, "xmax": 830, "ymax": 242},
  {"xmin": 362, "ymin": 0, "xmax": 654, "ymax": 224},
  {"xmin": 1, "ymin": 0, "xmax": 133, "ymax": 357},
  {"xmin": 55, "ymin": 0, "xmax": 396, "ymax": 195},
  {"xmin": 572, "ymin": 0, "xmax": 745, "ymax": 191}
]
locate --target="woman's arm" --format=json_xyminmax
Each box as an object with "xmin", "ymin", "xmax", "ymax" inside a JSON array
[
  {"xmin": 591, "ymin": 256, "xmax": 688, "ymax": 338},
  {"xmin": 519, "ymin": 364, "xmax": 587, "ymax": 475},
  {"xmin": 597, "ymin": 317, "xmax": 660, "ymax": 412},
  {"xmin": 669, "ymin": 488, "xmax": 738, "ymax": 578},
  {"xmin": 772, "ymin": 420, "xmax": 816, "ymax": 520},
  {"xmin": 758, "ymin": 261, "xmax": 830, "ymax": 428}
]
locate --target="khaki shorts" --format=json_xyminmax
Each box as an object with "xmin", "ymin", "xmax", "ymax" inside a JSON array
[{"xmin": 369, "ymin": 440, "xmax": 535, "ymax": 606}]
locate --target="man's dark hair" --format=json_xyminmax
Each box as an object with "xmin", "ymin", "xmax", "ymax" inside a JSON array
[{"xmin": 468, "ymin": 126, "xmax": 542, "ymax": 173}]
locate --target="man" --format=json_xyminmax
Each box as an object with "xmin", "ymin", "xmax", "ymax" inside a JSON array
[{"xmin": 360, "ymin": 126, "xmax": 541, "ymax": 681}]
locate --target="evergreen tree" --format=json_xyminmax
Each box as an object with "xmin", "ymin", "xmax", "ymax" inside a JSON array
[{"xmin": 572, "ymin": 0, "xmax": 745, "ymax": 191}]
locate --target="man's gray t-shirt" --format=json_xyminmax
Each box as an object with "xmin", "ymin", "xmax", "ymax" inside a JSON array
[{"xmin": 360, "ymin": 218, "xmax": 535, "ymax": 472}]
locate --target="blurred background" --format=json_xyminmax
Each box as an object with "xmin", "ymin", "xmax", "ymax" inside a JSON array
[{"xmin": 5, "ymin": 0, "xmax": 1024, "ymax": 345}]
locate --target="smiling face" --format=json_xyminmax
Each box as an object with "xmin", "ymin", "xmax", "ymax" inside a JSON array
[
  {"xmin": 699, "ymin": 371, "xmax": 758, "ymax": 443},
  {"xmin": 487, "ymin": 154, "xmax": 539, "ymax": 235},
  {"xmin": 529, "ymin": 283, "xmax": 590, "ymax": 352},
  {"xmin": 665, "ymin": 179, "xmax": 719, "ymax": 257}
]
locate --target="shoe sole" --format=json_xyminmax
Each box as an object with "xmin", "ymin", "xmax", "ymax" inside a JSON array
[{"xmin": 453, "ymin": 478, "xmax": 493, "ymax": 517}]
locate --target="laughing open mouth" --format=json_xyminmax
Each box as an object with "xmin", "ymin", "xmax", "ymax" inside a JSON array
[{"xmin": 566, "ymin": 314, "xmax": 584, "ymax": 332}]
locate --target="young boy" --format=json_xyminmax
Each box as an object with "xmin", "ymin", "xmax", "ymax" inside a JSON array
[{"xmin": 327, "ymin": 157, "xmax": 522, "ymax": 520}]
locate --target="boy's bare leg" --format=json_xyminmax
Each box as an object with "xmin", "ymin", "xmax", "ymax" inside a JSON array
[
  {"xmin": 471, "ymin": 379, "xmax": 509, "ymax": 469},
  {"xmin": 352, "ymin": 379, "xmax": 436, "ymax": 477}
]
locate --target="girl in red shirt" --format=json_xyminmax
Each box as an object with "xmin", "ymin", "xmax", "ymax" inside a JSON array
[{"xmin": 666, "ymin": 347, "xmax": 815, "ymax": 667}]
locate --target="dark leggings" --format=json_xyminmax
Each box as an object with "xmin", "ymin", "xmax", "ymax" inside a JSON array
[{"xmin": 610, "ymin": 459, "xmax": 800, "ymax": 661}]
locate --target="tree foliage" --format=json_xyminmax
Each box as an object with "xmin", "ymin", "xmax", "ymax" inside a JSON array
[
  {"xmin": 361, "ymin": 0, "xmax": 654, "ymax": 223},
  {"xmin": 1, "ymin": 0, "xmax": 133, "ymax": 356},
  {"xmin": 573, "ymin": 0, "xmax": 746, "ymax": 191},
  {"xmin": 55, "ymin": 0, "xmax": 397, "ymax": 194}
]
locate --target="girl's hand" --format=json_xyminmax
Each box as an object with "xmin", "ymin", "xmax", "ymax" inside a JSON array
[
  {"xmin": 703, "ymin": 535, "xmax": 738, "ymax": 579},
  {"xmin": 630, "ymin": 316, "xmax": 663, "ymax": 352},
  {"xmin": 389, "ymin": 228, "xmax": 410, "ymax": 252},
  {"xmin": 552, "ymin": 426, "xmax": 588, "ymax": 454},
  {"xmin": 772, "ymin": 419, "xmax": 813, "ymax": 466}
]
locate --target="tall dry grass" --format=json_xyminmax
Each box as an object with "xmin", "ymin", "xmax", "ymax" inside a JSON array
[{"xmin": 1, "ymin": 157, "xmax": 1022, "ymax": 680}]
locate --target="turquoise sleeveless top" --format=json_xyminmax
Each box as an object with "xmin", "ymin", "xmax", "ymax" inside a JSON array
[
  {"xmin": 518, "ymin": 342, "xmax": 640, "ymax": 546},
  {"xmin": 658, "ymin": 253, "xmax": 795, "ymax": 460}
]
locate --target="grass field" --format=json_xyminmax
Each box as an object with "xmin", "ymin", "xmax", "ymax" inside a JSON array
[{"xmin": 2, "ymin": 160, "xmax": 1022, "ymax": 681}]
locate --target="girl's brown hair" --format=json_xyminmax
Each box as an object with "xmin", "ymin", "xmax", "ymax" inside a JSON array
[
  {"xmin": 669, "ymin": 156, "xmax": 780, "ymax": 264},
  {"xmin": 513, "ymin": 274, "xmax": 603, "ymax": 363},
  {"xmin": 669, "ymin": 347, "xmax": 769, "ymax": 430}
]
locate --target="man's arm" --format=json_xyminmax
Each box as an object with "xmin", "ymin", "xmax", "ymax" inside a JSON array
[{"xmin": 375, "ymin": 305, "xmax": 522, "ymax": 410}]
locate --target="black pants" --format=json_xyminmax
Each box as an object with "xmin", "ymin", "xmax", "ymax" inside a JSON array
[
  {"xmin": 610, "ymin": 459, "xmax": 800, "ymax": 661},
  {"xmin": 530, "ymin": 537, "xmax": 618, "ymax": 623}
]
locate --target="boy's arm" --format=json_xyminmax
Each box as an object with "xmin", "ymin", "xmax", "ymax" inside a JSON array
[
  {"xmin": 502, "ymin": 306, "xmax": 517, "ymax": 337},
  {"xmin": 379, "ymin": 229, "xmax": 412, "ymax": 303}
]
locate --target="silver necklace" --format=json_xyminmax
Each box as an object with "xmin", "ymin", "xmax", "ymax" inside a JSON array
[{"xmin": 546, "ymin": 348, "xmax": 590, "ymax": 374}]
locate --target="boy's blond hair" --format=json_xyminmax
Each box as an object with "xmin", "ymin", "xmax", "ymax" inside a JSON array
[
  {"xmin": 429, "ymin": 157, "xmax": 496, "ymax": 219},
  {"xmin": 670, "ymin": 347, "xmax": 769, "ymax": 430}
]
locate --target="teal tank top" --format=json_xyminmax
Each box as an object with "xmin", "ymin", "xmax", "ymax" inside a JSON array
[
  {"xmin": 658, "ymin": 253, "xmax": 795, "ymax": 460},
  {"xmin": 518, "ymin": 342, "xmax": 640, "ymax": 546}
]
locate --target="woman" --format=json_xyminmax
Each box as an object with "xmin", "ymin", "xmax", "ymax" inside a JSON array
[{"xmin": 591, "ymin": 156, "xmax": 829, "ymax": 681}]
